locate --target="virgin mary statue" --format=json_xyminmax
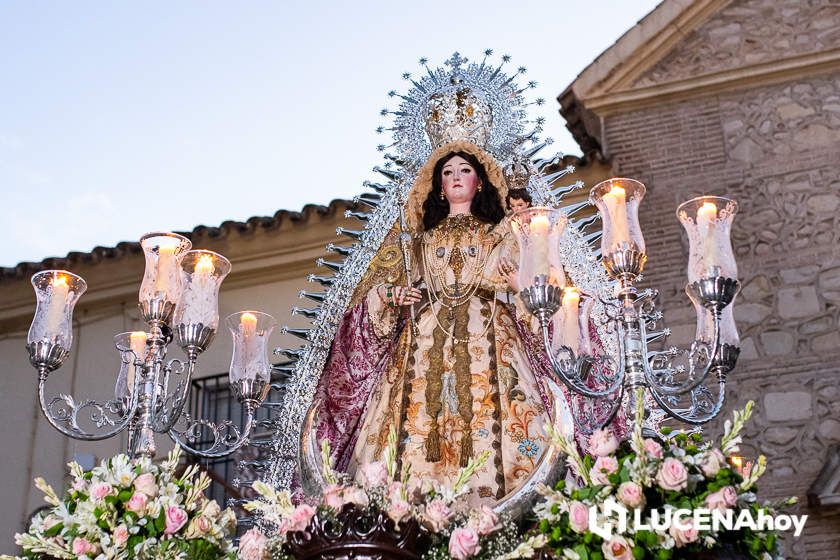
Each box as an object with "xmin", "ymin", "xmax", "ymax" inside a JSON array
[{"xmin": 300, "ymin": 53, "xmax": 588, "ymax": 504}]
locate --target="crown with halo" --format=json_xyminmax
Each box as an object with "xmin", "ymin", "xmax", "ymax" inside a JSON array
[
  {"xmin": 378, "ymin": 51, "xmax": 547, "ymax": 170},
  {"xmin": 424, "ymin": 84, "xmax": 492, "ymax": 149}
]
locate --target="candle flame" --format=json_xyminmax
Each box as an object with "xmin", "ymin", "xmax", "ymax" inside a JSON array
[
  {"xmin": 608, "ymin": 184, "xmax": 626, "ymax": 198},
  {"xmin": 157, "ymin": 237, "xmax": 180, "ymax": 253},
  {"xmin": 562, "ymin": 287, "xmax": 580, "ymax": 305},
  {"xmin": 240, "ymin": 312, "xmax": 258, "ymax": 325},
  {"xmin": 530, "ymin": 213, "xmax": 550, "ymax": 232},
  {"xmin": 699, "ymin": 201, "xmax": 717, "ymax": 220},
  {"xmin": 129, "ymin": 331, "xmax": 147, "ymax": 355},
  {"xmin": 195, "ymin": 254, "xmax": 215, "ymax": 275},
  {"xmin": 52, "ymin": 274, "xmax": 68, "ymax": 287},
  {"xmin": 130, "ymin": 331, "xmax": 147, "ymax": 342}
]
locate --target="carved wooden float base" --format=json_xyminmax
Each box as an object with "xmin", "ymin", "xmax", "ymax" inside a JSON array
[{"xmin": 284, "ymin": 505, "xmax": 424, "ymax": 560}]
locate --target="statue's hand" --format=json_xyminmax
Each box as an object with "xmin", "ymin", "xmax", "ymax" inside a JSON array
[
  {"xmin": 379, "ymin": 284, "xmax": 423, "ymax": 307},
  {"xmin": 498, "ymin": 258, "xmax": 520, "ymax": 293}
]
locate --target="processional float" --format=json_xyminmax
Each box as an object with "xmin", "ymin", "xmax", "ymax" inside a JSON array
[
  {"xmin": 236, "ymin": 51, "xmax": 741, "ymax": 530},
  {"xmin": 22, "ymin": 51, "xmax": 741, "ymax": 534}
]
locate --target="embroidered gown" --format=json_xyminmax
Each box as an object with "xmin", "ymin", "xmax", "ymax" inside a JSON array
[{"xmin": 313, "ymin": 213, "xmax": 556, "ymax": 502}]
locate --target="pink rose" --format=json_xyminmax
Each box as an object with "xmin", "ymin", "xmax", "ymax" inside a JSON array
[
  {"xmin": 449, "ymin": 526, "xmax": 481, "ymax": 560},
  {"xmin": 90, "ymin": 482, "xmax": 114, "ymax": 501},
  {"xmin": 113, "ymin": 524, "xmax": 129, "ymax": 548},
  {"xmin": 670, "ymin": 518, "xmax": 700, "ymax": 547},
  {"xmin": 126, "ymin": 491, "xmax": 148, "ymax": 514},
  {"xmin": 287, "ymin": 504, "xmax": 316, "ymax": 533},
  {"xmin": 656, "ymin": 458, "xmax": 688, "ymax": 491},
  {"xmin": 322, "ymin": 484, "xmax": 346, "ymax": 510},
  {"xmin": 644, "ymin": 438, "xmax": 664, "ymax": 459},
  {"xmin": 164, "ymin": 506, "xmax": 189, "ymax": 535},
  {"xmin": 359, "ymin": 461, "xmax": 389, "ymax": 487},
  {"xmin": 133, "ymin": 473, "xmax": 158, "ymax": 497},
  {"xmin": 700, "ymin": 448, "xmax": 726, "ymax": 478},
  {"xmin": 423, "ymin": 499, "xmax": 452, "ymax": 532},
  {"xmin": 468, "ymin": 505, "xmax": 499, "ymax": 536},
  {"xmin": 589, "ymin": 456, "xmax": 619, "ymax": 485},
  {"xmin": 238, "ymin": 528, "xmax": 267, "ymax": 560},
  {"xmin": 601, "ymin": 535, "xmax": 633, "ymax": 560},
  {"xmin": 387, "ymin": 499, "xmax": 411, "ymax": 525},
  {"xmin": 705, "ymin": 486, "xmax": 738, "ymax": 511},
  {"xmin": 568, "ymin": 500, "xmax": 589, "ymax": 533},
  {"xmin": 185, "ymin": 515, "xmax": 213, "ymax": 538},
  {"xmin": 72, "ymin": 537, "xmax": 97, "ymax": 556},
  {"xmin": 588, "ymin": 428, "xmax": 619, "ymax": 457},
  {"xmin": 617, "ymin": 481, "xmax": 645, "ymax": 508}
]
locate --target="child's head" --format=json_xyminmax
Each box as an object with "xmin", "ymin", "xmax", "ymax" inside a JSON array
[{"xmin": 506, "ymin": 188, "xmax": 532, "ymax": 213}]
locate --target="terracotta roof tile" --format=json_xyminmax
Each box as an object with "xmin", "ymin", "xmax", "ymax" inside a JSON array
[{"xmin": 1, "ymin": 199, "xmax": 355, "ymax": 282}]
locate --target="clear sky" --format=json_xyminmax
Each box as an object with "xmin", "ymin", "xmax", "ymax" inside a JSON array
[{"xmin": 0, "ymin": 1, "xmax": 660, "ymax": 267}]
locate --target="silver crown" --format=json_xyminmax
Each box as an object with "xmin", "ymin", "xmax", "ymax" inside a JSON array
[
  {"xmin": 424, "ymin": 86, "xmax": 492, "ymax": 149},
  {"xmin": 379, "ymin": 51, "xmax": 544, "ymax": 170},
  {"xmin": 503, "ymin": 156, "xmax": 533, "ymax": 190}
]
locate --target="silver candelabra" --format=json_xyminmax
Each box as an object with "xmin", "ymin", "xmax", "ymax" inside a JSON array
[
  {"xmin": 513, "ymin": 179, "xmax": 742, "ymax": 434},
  {"xmin": 25, "ymin": 232, "xmax": 276, "ymax": 458}
]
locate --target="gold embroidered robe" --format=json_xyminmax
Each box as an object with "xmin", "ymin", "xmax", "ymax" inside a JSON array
[{"xmin": 347, "ymin": 214, "xmax": 550, "ymax": 502}]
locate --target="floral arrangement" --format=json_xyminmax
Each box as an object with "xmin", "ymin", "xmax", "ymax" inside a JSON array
[
  {"xmin": 532, "ymin": 391, "xmax": 793, "ymax": 560},
  {"xmin": 238, "ymin": 428, "xmax": 546, "ymax": 560},
  {"xmin": 2, "ymin": 447, "xmax": 236, "ymax": 560}
]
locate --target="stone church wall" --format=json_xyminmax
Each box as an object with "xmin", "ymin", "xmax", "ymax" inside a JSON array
[{"xmin": 602, "ymin": 65, "xmax": 840, "ymax": 560}]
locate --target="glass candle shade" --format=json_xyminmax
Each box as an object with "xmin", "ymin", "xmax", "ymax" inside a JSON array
[
  {"xmin": 590, "ymin": 178, "xmax": 646, "ymax": 256},
  {"xmin": 139, "ymin": 232, "xmax": 192, "ymax": 311},
  {"xmin": 226, "ymin": 311, "xmax": 277, "ymax": 385},
  {"xmin": 174, "ymin": 250, "xmax": 231, "ymax": 331},
  {"xmin": 510, "ymin": 207, "xmax": 568, "ymax": 289},
  {"xmin": 677, "ymin": 196, "xmax": 738, "ymax": 283},
  {"xmin": 559, "ymin": 287, "xmax": 581, "ymax": 354},
  {"xmin": 687, "ymin": 286, "xmax": 740, "ymax": 348},
  {"xmin": 578, "ymin": 296, "xmax": 596, "ymax": 356},
  {"xmin": 27, "ymin": 270, "xmax": 87, "ymax": 350},
  {"xmin": 113, "ymin": 331, "xmax": 148, "ymax": 404}
]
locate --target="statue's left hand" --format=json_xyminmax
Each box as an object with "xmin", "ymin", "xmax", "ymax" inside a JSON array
[{"xmin": 498, "ymin": 258, "xmax": 520, "ymax": 292}]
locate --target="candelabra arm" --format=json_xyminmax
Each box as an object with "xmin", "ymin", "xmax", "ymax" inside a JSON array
[
  {"xmin": 37, "ymin": 368, "xmax": 141, "ymax": 441},
  {"xmin": 646, "ymin": 380, "xmax": 727, "ymax": 425},
  {"xmin": 566, "ymin": 384, "xmax": 626, "ymax": 436},
  {"xmin": 168, "ymin": 401, "xmax": 257, "ymax": 459},
  {"xmin": 151, "ymin": 356, "xmax": 196, "ymax": 433},
  {"xmin": 541, "ymin": 324, "xmax": 624, "ymax": 398},
  {"xmin": 641, "ymin": 308, "xmax": 722, "ymax": 396}
]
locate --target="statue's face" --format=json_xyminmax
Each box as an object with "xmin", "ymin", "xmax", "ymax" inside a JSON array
[
  {"xmin": 509, "ymin": 197, "xmax": 530, "ymax": 214},
  {"xmin": 441, "ymin": 155, "xmax": 480, "ymax": 205}
]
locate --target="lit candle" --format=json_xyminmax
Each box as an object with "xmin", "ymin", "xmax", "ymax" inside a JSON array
[
  {"xmin": 561, "ymin": 288, "xmax": 580, "ymax": 355},
  {"xmin": 240, "ymin": 312, "xmax": 257, "ymax": 337},
  {"xmin": 45, "ymin": 274, "xmax": 70, "ymax": 339},
  {"xmin": 240, "ymin": 312, "xmax": 259, "ymax": 380},
  {"xmin": 696, "ymin": 201, "xmax": 718, "ymax": 274},
  {"xmin": 126, "ymin": 331, "xmax": 147, "ymax": 392},
  {"xmin": 154, "ymin": 242, "xmax": 178, "ymax": 296},
  {"xmin": 195, "ymin": 254, "xmax": 215, "ymax": 278},
  {"xmin": 529, "ymin": 214, "xmax": 550, "ymax": 279},
  {"xmin": 181, "ymin": 254, "xmax": 217, "ymax": 326},
  {"xmin": 729, "ymin": 455, "xmax": 744, "ymax": 475},
  {"xmin": 601, "ymin": 184, "xmax": 630, "ymax": 252}
]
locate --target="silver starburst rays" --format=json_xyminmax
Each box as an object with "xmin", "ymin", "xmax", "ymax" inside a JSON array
[{"xmin": 382, "ymin": 50, "xmax": 544, "ymax": 171}]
